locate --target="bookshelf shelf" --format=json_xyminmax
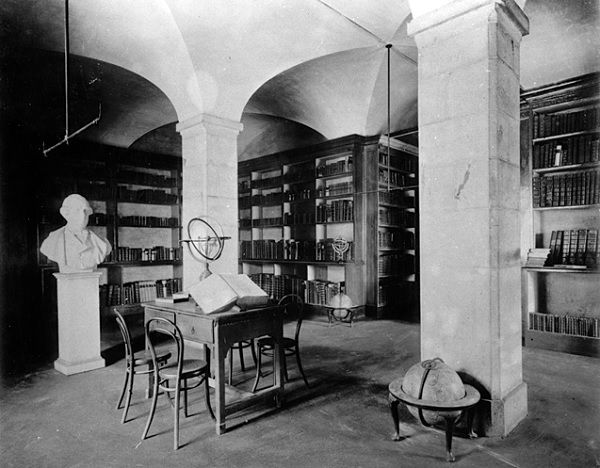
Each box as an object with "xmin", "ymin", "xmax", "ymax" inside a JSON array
[{"xmin": 522, "ymin": 73, "xmax": 600, "ymax": 358}]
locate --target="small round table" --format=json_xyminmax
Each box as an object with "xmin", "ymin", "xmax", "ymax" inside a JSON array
[{"xmin": 388, "ymin": 377, "xmax": 481, "ymax": 462}]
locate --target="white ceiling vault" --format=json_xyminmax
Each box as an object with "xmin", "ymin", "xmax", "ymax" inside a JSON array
[{"xmin": 0, "ymin": 0, "xmax": 598, "ymax": 157}]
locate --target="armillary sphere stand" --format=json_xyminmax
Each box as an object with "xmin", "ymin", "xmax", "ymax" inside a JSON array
[
  {"xmin": 388, "ymin": 376, "xmax": 480, "ymax": 462},
  {"xmin": 180, "ymin": 217, "xmax": 231, "ymax": 279}
]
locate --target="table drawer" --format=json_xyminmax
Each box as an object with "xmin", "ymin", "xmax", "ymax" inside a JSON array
[
  {"xmin": 176, "ymin": 313, "xmax": 212, "ymax": 343},
  {"xmin": 145, "ymin": 308, "xmax": 175, "ymax": 322}
]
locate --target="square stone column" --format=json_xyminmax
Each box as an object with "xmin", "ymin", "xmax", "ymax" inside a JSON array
[
  {"xmin": 408, "ymin": 0, "xmax": 529, "ymax": 436},
  {"xmin": 176, "ymin": 114, "xmax": 243, "ymax": 289},
  {"xmin": 54, "ymin": 272, "xmax": 105, "ymax": 375}
]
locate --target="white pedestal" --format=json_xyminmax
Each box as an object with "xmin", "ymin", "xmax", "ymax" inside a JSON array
[{"xmin": 53, "ymin": 272, "xmax": 105, "ymax": 375}]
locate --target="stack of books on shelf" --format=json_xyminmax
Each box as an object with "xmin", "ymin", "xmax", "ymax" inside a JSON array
[
  {"xmin": 248, "ymin": 273, "xmax": 305, "ymax": 301},
  {"xmin": 118, "ymin": 215, "xmax": 179, "ymax": 227},
  {"xmin": 525, "ymin": 248, "xmax": 551, "ymax": 267},
  {"xmin": 284, "ymin": 188, "xmax": 316, "ymax": 202},
  {"xmin": 316, "ymin": 157, "xmax": 352, "ymax": 177},
  {"xmin": 99, "ymin": 277, "xmax": 183, "ymax": 306},
  {"xmin": 251, "ymin": 175, "xmax": 282, "ymax": 189},
  {"xmin": 315, "ymin": 200, "xmax": 353, "ymax": 223},
  {"xmin": 378, "ymin": 230, "xmax": 414, "ymax": 250},
  {"xmin": 117, "ymin": 170, "xmax": 177, "ymax": 187},
  {"xmin": 532, "ymin": 171, "xmax": 599, "ymax": 207},
  {"xmin": 304, "ymin": 279, "xmax": 343, "ymax": 306},
  {"xmin": 252, "ymin": 216, "xmax": 283, "ymax": 227},
  {"xmin": 533, "ymin": 107, "xmax": 599, "ymax": 139},
  {"xmin": 378, "ymin": 207, "xmax": 414, "ymax": 226},
  {"xmin": 117, "ymin": 186, "xmax": 178, "ymax": 204},
  {"xmin": 529, "ymin": 312, "xmax": 599, "ymax": 338},
  {"xmin": 543, "ymin": 228, "xmax": 598, "ymax": 269},
  {"xmin": 108, "ymin": 245, "xmax": 181, "ymax": 262},
  {"xmin": 533, "ymin": 135, "xmax": 599, "ymax": 168}
]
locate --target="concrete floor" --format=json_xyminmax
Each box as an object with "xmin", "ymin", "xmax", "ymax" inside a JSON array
[{"xmin": 1, "ymin": 319, "xmax": 599, "ymax": 468}]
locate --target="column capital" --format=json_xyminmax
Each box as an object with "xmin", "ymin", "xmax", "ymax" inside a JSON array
[
  {"xmin": 408, "ymin": 0, "xmax": 528, "ymax": 39},
  {"xmin": 176, "ymin": 113, "xmax": 243, "ymax": 137}
]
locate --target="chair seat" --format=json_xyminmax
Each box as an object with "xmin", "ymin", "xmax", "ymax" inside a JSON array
[
  {"xmin": 256, "ymin": 336, "xmax": 296, "ymax": 349},
  {"xmin": 158, "ymin": 359, "xmax": 209, "ymax": 380},
  {"xmin": 132, "ymin": 349, "xmax": 171, "ymax": 367}
]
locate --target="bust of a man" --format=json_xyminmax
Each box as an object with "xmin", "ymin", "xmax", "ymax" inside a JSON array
[{"xmin": 40, "ymin": 194, "xmax": 112, "ymax": 273}]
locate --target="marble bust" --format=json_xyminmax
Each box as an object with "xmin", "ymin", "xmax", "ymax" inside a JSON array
[{"xmin": 40, "ymin": 194, "xmax": 112, "ymax": 273}]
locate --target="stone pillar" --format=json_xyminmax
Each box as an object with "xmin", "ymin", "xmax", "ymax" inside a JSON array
[
  {"xmin": 408, "ymin": 0, "xmax": 529, "ymax": 436},
  {"xmin": 176, "ymin": 114, "xmax": 243, "ymax": 289},
  {"xmin": 53, "ymin": 272, "xmax": 105, "ymax": 375}
]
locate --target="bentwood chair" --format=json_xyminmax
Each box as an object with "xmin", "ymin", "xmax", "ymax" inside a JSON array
[
  {"xmin": 228, "ymin": 339, "xmax": 257, "ymax": 385},
  {"xmin": 114, "ymin": 309, "xmax": 171, "ymax": 424},
  {"xmin": 142, "ymin": 317, "xmax": 215, "ymax": 450},
  {"xmin": 252, "ymin": 294, "xmax": 309, "ymax": 392}
]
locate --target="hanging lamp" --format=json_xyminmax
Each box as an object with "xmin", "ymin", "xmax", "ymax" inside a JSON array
[{"xmin": 43, "ymin": 0, "xmax": 101, "ymax": 157}]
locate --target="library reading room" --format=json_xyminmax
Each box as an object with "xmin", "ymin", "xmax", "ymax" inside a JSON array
[{"xmin": 1, "ymin": 1, "xmax": 598, "ymax": 467}]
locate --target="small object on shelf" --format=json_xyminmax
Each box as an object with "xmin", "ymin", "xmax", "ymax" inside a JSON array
[
  {"xmin": 525, "ymin": 248, "xmax": 551, "ymax": 267},
  {"xmin": 553, "ymin": 144, "xmax": 563, "ymax": 167}
]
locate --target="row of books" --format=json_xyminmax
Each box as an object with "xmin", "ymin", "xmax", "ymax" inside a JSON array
[
  {"xmin": 284, "ymin": 210, "xmax": 316, "ymax": 225},
  {"xmin": 119, "ymin": 215, "xmax": 179, "ymax": 228},
  {"xmin": 545, "ymin": 229, "xmax": 598, "ymax": 268},
  {"xmin": 304, "ymin": 279, "xmax": 344, "ymax": 306},
  {"xmin": 248, "ymin": 273, "xmax": 305, "ymax": 301},
  {"xmin": 378, "ymin": 281, "xmax": 414, "ymax": 306},
  {"xmin": 325, "ymin": 181, "xmax": 353, "ymax": 197},
  {"xmin": 117, "ymin": 187, "xmax": 178, "ymax": 204},
  {"xmin": 378, "ymin": 253, "xmax": 414, "ymax": 276},
  {"xmin": 379, "ymin": 230, "xmax": 414, "ymax": 250},
  {"xmin": 379, "ymin": 207, "xmax": 414, "ymax": 226},
  {"xmin": 251, "ymin": 192, "xmax": 284, "ymax": 206},
  {"xmin": 378, "ymin": 152, "xmax": 417, "ymax": 173},
  {"xmin": 379, "ymin": 169, "xmax": 415, "ymax": 188},
  {"xmin": 239, "ymin": 238, "xmax": 354, "ymax": 262},
  {"xmin": 379, "ymin": 191, "xmax": 414, "ymax": 207},
  {"xmin": 284, "ymin": 188, "xmax": 317, "ymax": 202},
  {"xmin": 106, "ymin": 246, "xmax": 181, "ymax": 263},
  {"xmin": 252, "ymin": 217, "xmax": 283, "ymax": 227},
  {"xmin": 529, "ymin": 312, "xmax": 599, "ymax": 338},
  {"xmin": 532, "ymin": 171, "xmax": 599, "ymax": 207},
  {"xmin": 251, "ymin": 175, "xmax": 282, "ymax": 189},
  {"xmin": 117, "ymin": 170, "xmax": 177, "ymax": 187},
  {"xmin": 532, "ymin": 134, "xmax": 599, "ymax": 168},
  {"xmin": 532, "ymin": 107, "xmax": 599, "ymax": 139},
  {"xmin": 99, "ymin": 278, "xmax": 183, "ymax": 306},
  {"xmin": 316, "ymin": 200, "xmax": 354, "ymax": 223},
  {"xmin": 316, "ymin": 157, "xmax": 352, "ymax": 178}
]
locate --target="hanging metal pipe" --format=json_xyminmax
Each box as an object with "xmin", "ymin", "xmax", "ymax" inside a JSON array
[
  {"xmin": 386, "ymin": 44, "xmax": 392, "ymax": 193},
  {"xmin": 64, "ymin": 0, "xmax": 70, "ymax": 139}
]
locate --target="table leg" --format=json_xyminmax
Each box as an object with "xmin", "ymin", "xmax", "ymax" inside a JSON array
[
  {"xmin": 214, "ymin": 327, "xmax": 227, "ymax": 435},
  {"xmin": 466, "ymin": 407, "xmax": 478, "ymax": 439},
  {"xmin": 388, "ymin": 394, "xmax": 401, "ymax": 441}
]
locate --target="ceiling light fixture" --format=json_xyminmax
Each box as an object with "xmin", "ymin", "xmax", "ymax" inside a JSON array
[{"xmin": 43, "ymin": 0, "xmax": 101, "ymax": 157}]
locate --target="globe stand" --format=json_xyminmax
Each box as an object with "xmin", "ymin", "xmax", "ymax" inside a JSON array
[
  {"xmin": 180, "ymin": 217, "xmax": 230, "ymax": 282},
  {"xmin": 388, "ymin": 359, "xmax": 480, "ymax": 463}
]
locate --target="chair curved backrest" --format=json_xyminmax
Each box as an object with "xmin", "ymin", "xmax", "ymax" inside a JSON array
[
  {"xmin": 145, "ymin": 317, "xmax": 185, "ymax": 382},
  {"xmin": 277, "ymin": 294, "xmax": 305, "ymax": 344},
  {"xmin": 114, "ymin": 308, "xmax": 133, "ymax": 363}
]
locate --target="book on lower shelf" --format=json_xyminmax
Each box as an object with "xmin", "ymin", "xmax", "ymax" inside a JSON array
[
  {"xmin": 543, "ymin": 228, "xmax": 598, "ymax": 268},
  {"xmin": 529, "ymin": 311, "xmax": 599, "ymax": 338}
]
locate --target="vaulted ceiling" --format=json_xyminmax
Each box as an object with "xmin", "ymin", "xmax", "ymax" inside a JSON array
[{"xmin": 1, "ymin": 0, "xmax": 598, "ymax": 159}]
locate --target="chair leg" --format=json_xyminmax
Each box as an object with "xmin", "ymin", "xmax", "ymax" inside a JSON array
[
  {"xmin": 174, "ymin": 383, "xmax": 180, "ymax": 450},
  {"xmin": 228, "ymin": 350, "xmax": 233, "ymax": 386},
  {"xmin": 116, "ymin": 366, "xmax": 130, "ymax": 409},
  {"xmin": 283, "ymin": 354, "xmax": 289, "ymax": 383},
  {"xmin": 204, "ymin": 375, "xmax": 215, "ymax": 421},
  {"xmin": 141, "ymin": 376, "xmax": 160, "ymax": 441},
  {"xmin": 183, "ymin": 379, "xmax": 189, "ymax": 418},
  {"xmin": 238, "ymin": 343, "xmax": 246, "ymax": 371},
  {"xmin": 295, "ymin": 347, "xmax": 310, "ymax": 388},
  {"xmin": 252, "ymin": 347, "xmax": 263, "ymax": 392},
  {"xmin": 250, "ymin": 339, "xmax": 257, "ymax": 365},
  {"xmin": 121, "ymin": 367, "xmax": 135, "ymax": 423}
]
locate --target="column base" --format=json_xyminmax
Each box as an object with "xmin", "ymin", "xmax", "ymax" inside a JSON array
[
  {"xmin": 54, "ymin": 356, "xmax": 105, "ymax": 375},
  {"xmin": 482, "ymin": 381, "xmax": 528, "ymax": 437}
]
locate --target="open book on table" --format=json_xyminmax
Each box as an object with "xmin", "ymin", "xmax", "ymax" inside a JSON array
[{"xmin": 188, "ymin": 273, "xmax": 269, "ymax": 314}]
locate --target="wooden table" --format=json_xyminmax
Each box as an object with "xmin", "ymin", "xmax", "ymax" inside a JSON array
[{"xmin": 144, "ymin": 301, "xmax": 285, "ymax": 435}]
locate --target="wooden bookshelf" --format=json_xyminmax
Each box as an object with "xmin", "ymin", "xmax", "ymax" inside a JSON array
[
  {"xmin": 238, "ymin": 132, "xmax": 419, "ymax": 320},
  {"xmin": 36, "ymin": 141, "xmax": 183, "ymax": 318},
  {"xmin": 521, "ymin": 72, "xmax": 600, "ymax": 357}
]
